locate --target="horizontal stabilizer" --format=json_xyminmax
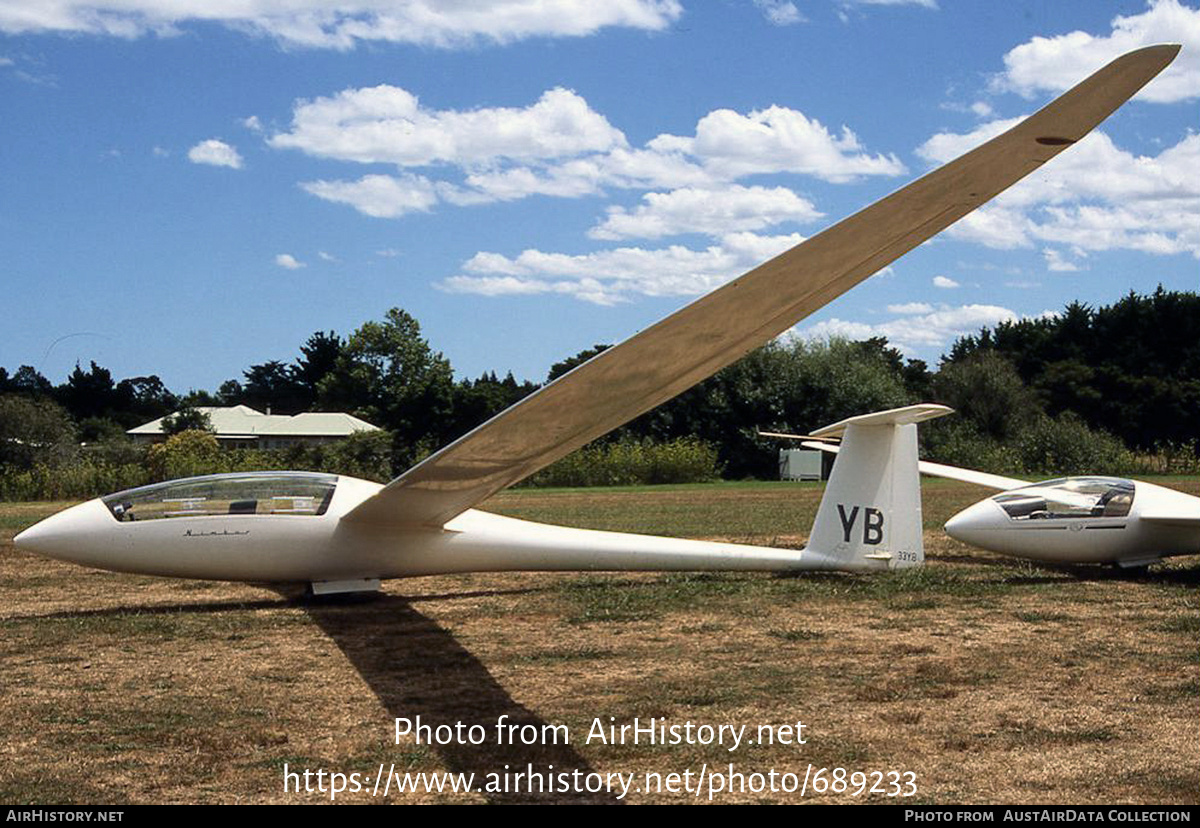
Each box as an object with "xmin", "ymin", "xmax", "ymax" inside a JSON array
[{"xmin": 809, "ymin": 404, "xmax": 953, "ymax": 439}]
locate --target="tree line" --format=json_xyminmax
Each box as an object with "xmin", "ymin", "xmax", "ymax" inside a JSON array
[{"xmin": 3, "ymin": 288, "xmax": 1198, "ymax": 499}]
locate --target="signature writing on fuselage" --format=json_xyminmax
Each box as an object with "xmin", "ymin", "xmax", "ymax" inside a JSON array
[{"xmin": 183, "ymin": 529, "xmax": 251, "ymax": 538}]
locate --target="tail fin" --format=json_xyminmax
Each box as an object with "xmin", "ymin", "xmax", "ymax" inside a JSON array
[{"xmin": 803, "ymin": 405, "xmax": 950, "ymax": 571}]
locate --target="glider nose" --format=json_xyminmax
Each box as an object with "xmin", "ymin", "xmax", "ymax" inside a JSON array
[
  {"xmin": 13, "ymin": 499, "xmax": 113, "ymax": 564},
  {"xmin": 944, "ymin": 498, "xmax": 1004, "ymax": 548}
]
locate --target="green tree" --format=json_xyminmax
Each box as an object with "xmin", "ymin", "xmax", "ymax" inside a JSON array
[
  {"xmin": 57, "ymin": 361, "xmax": 118, "ymax": 422},
  {"xmin": 448, "ymin": 371, "xmax": 539, "ymax": 439},
  {"xmin": 113, "ymin": 375, "xmax": 177, "ymax": 426},
  {"xmin": 317, "ymin": 308, "xmax": 455, "ymax": 471},
  {"xmin": 617, "ymin": 337, "xmax": 912, "ymax": 478},
  {"xmin": 322, "ymin": 429, "xmax": 395, "ymax": 482},
  {"xmin": 547, "ymin": 345, "xmax": 610, "ymax": 382},
  {"xmin": 8, "ymin": 366, "xmax": 52, "ymax": 397},
  {"xmin": 0, "ymin": 394, "xmax": 77, "ymax": 469},
  {"xmin": 932, "ymin": 351, "xmax": 1042, "ymax": 442},
  {"xmin": 294, "ymin": 331, "xmax": 343, "ymax": 406},
  {"xmin": 161, "ymin": 407, "xmax": 214, "ymax": 436},
  {"xmin": 945, "ymin": 288, "xmax": 1200, "ymax": 451},
  {"xmin": 242, "ymin": 360, "xmax": 306, "ymax": 414}
]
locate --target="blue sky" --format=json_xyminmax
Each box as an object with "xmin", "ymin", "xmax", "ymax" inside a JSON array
[{"xmin": 2, "ymin": 0, "xmax": 1197, "ymax": 395}]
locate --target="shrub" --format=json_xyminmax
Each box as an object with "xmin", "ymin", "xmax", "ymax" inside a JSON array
[
  {"xmin": 321, "ymin": 429, "xmax": 395, "ymax": 482},
  {"xmin": 145, "ymin": 430, "xmax": 223, "ymax": 480},
  {"xmin": 0, "ymin": 459, "xmax": 147, "ymax": 501},
  {"xmin": 1014, "ymin": 414, "xmax": 1134, "ymax": 476},
  {"xmin": 922, "ymin": 419, "xmax": 1022, "ymax": 476},
  {"xmin": 526, "ymin": 438, "xmax": 721, "ymax": 488}
]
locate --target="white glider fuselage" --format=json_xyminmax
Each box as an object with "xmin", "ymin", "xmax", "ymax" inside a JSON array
[
  {"xmin": 12, "ymin": 474, "xmax": 876, "ymax": 584},
  {"xmin": 945, "ymin": 477, "xmax": 1200, "ymax": 567}
]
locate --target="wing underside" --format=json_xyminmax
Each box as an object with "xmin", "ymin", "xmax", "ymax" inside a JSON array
[
  {"xmin": 799, "ymin": 441, "xmax": 1029, "ymax": 491},
  {"xmin": 343, "ymin": 45, "xmax": 1179, "ymax": 530}
]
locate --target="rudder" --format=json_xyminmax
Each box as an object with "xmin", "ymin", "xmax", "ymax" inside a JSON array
[{"xmin": 803, "ymin": 405, "xmax": 950, "ymax": 571}]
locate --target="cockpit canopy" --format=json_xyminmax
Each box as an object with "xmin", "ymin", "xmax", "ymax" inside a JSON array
[
  {"xmin": 102, "ymin": 472, "xmax": 337, "ymax": 521},
  {"xmin": 992, "ymin": 477, "xmax": 1135, "ymax": 521}
]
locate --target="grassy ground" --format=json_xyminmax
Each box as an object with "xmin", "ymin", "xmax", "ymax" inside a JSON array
[{"xmin": 1, "ymin": 479, "xmax": 1196, "ymax": 804}]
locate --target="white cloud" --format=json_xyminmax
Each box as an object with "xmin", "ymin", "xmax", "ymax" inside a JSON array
[
  {"xmin": 275, "ymin": 253, "xmax": 304, "ymax": 269},
  {"xmin": 282, "ymin": 84, "xmax": 904, "ymax": 217},
  {"xmin": 796, "ymin": 304, "xmax": 1018, "ymax": 356},
  {"xmin": 300, "ymin": 174, "xmax": 439, "ymax": 218},
  {"xmin": 920, "ymin": 120, "xmax": 1200, "ymax": 259},
  {"xmin": 439, "ymin": 231, "xmax": 804, "ymax": 305},
  {"xmin": 589, "ymin": 185, "xmax": 822, "ymax": 241},
  {"xmin": 187, "ymin": 138, "xmax": 243, "ymax": 169},
  {"xmin": 754, "ymin": 1, "xmax": 805, "ymax": 26},
  {"xmin": 452, "ymin": 162, "xmax": 608, "ymax": 203},
  {"xmin": 996, "ymin": 0, "xmax": 1200, "ymax": 104},
  {"xmin": 932, "ymin": 275, "xmax": 959, "ymax": 289},
  {"xmin": 271, "ymin": 86, "xmax": 625, "ymax": 167},
  {"xmin": 1042, "ymin": 248, "xmax": 1083, "ymax": 272},
  {"xmin": 887, "ymin": 302, "xmax": 934, "ymax": 314},
  {"xmin": 653, "ymin": 105, "xmax": 906, "ymax": 183},
  {"xmin": 915, "ymin": 117, "xmax": 1024, "ymax": 165},
  {"xmin": 0, "ymin": 1, "xmax": 683, "ymax": 49}
]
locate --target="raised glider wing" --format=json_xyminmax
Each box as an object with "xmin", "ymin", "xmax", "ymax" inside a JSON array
[
  {"xmin": 14, "ymin": 45, "xmax": 1181, "ymax": 592},
  {"xmin": 794, "ymin": 412, "xmax": 1200, "ymax": 570}
]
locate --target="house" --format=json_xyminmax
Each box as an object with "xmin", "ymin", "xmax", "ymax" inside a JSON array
[{"xmin": 127, "ymin": 405, "xmax": 380, "ymax": 449}]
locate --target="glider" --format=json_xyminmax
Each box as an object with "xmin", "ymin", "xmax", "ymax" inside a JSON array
[
  {"xmin": 795, "ymin": 414, "xmax": 1200, "ymax": 571},
  {"xmin": 13, "ymin": 45, "xmax": 1180, "ymax": 592},
  {"xmin": 944, "ymin": 473, "xmax": 1200, "ymax": 570}
]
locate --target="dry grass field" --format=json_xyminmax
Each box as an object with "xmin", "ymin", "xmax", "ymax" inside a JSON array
[{"xmin": 1, "ymin": 479, "xmax": 1196, "ymax": 804}]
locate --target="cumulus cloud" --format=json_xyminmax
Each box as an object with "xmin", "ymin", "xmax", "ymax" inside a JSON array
[
  {"xmin": 796, "ymin": 304, "xmax": 1019, "ymax": 356},
  {"xmin": 187, "ymin": 138, "xmax": 243, "ymax": 169},
  {"xmin": 589, "ymin": 185, "xmax": 822, "ymax": 241},
  {"xmin": 919, "ymin": 120, "xmax": 1200, "ymax": 259},
  {"xmin": 996, "ymin": 0, "xmax": 1200, "ymax": 104},
  {"xmin": 299, "ymin": 174, "xmax": 439, "ymax": 218},
  {"xmin": 0, "ymin": 0, "xmax": 683, "ymax": 49},
  {"xmin": 275, "ymin": 253, "xmax": 304, "ymax": 269},
  {"xmin": 438, "ymin": 232, "xmax": 804, "ymax": 305},
  {"xmin": 274, "ymin": 83, "xmax": 905, "ymax": 220},
  {"xmin": 270, "ymin": 86, "xmax": 625, "ymax": 167},
  {"xmin": 915, "ymin": 117, "xmax": 1024, "ymax": 165},
  {"xmin": 650, "ymin": 105, "xmax": 906, "ymax": 183},
  {"xmin": 932, "ymin": 275, "xmax": 959, "ymax": 289}
]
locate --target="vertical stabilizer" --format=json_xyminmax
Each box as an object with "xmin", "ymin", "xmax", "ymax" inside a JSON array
[{"xmin": 803, "ymin": 405, "xmax": 950, "ymax": 571}]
